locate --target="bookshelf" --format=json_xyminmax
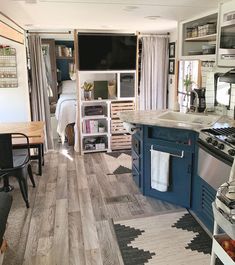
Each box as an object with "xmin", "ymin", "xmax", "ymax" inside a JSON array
[{"xmin": 78, "ymin": 70, "xmax": 136, "ymax": 154}]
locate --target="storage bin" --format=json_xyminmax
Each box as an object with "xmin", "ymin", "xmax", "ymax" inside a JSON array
[
  {"xmin": 202, "ymin": 44, "xmax": 216, "ymax": 54},
  {"xmin": 198, "ymin": 23, "xmax": 216, "ymax": 36},
  {"xmin": 111, "ymin": 134, "xmax": 131, "ymax": 150},
  {"xmin": 191, "ymin": 26, "xmax": 198, "ymax": 38},
  {"xmin": 186, "ymin": 27, "xmax": 193, "ymax": 38}
]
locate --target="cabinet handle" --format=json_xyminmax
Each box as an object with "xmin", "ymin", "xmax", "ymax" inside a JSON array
[{"xmin": 150, "ymin": 145, "xmax": 184, "ymax": 158}]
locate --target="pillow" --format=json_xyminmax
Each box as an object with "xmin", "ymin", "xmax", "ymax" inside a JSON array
[{"xmin": 61, "ymin": 80, "xmax": 76, "ymax": 94}]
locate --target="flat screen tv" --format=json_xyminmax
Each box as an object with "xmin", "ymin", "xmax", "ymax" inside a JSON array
[{"xmin": 78, "ymin": 33, "xmax": 137, "ymax": 70}]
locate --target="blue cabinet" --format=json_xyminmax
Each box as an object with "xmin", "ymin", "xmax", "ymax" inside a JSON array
[
  {"xmin": 191, "ymin": 175, "xmax": 216, "ymax": 232},
  {"xmin": 131, "ymin": 125, "xmax": 198, "ymax": 208},
  {"xmin": 144, "ymin": 142, "xmax": 193, "ymax": 208},
  {"xmin": 131, "ymin": 126, "xmax": 144, "ymax": 193}
]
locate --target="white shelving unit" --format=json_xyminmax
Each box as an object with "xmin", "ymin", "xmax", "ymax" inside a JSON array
[
  {"xmin": 210, "ymin": 202, "xmax": 235, "ymax": 265},
  {"xmin": 78, "ymin": 70, "xmax": 136, "ymax": 154}
]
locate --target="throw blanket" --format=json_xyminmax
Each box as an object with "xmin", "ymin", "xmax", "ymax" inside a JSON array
[{"xmin": 55, "ymin": 93, "xmax": 77, "ymax": 143}]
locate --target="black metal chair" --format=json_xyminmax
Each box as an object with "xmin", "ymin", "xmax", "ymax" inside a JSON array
[{"xmin": 0, "ymin": 133, "xmax": 35, "ymax": 208}]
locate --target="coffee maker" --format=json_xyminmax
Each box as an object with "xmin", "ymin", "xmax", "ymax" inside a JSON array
[{"xmin": 190, "ymin": 88, "xmax": 206, "ymax": 112}]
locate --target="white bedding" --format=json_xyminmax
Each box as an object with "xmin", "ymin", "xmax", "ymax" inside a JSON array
[{"xmin": 55, "ymin": 93, "xmax": 77, "ymax": 143}]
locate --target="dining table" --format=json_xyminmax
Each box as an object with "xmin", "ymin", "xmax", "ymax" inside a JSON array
[{"xmin": 0, "ymin": 121, "xmax": 45, "ymax": 175}]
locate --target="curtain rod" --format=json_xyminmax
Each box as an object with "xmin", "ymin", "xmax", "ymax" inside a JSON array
[
  {"xmin": 27, "ymin": 30, "xmax": 72, "ymax": 34},
  {"xmin": 138, "ymin": 32, "xmax": 170, "ymax": 37}
]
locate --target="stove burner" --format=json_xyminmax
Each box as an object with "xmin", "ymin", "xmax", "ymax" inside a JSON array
[{"xmin": 201, "ymin": 127, "xmax": 235, "ymax": 136}]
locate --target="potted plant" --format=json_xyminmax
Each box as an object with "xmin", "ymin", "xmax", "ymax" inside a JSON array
[
  {"xmin": 98, "ymin": 123, "xmax": 105, "ymax": 133},
  {"xmin": 82, "ymin": 82, "xmax": 94, "ymax": 100},
  {"xmin": 183, "ymin": 74, "xmax": 193, "ymax": 93}
]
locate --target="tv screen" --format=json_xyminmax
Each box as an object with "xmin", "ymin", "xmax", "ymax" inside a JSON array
[{"xmin": 78, "ymin": 34, "xmax": 137, "ymax": 70}]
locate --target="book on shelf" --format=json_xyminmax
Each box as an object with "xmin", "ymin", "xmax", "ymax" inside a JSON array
[{"xmin": 83, "ymin": 120, "xmax": 99, "ymax": 134}]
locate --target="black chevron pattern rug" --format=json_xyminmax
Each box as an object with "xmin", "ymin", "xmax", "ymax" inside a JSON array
[
  {"xmin": 114, "ymin": 211, "xmax": 222, "ymax": 265},
  {"xmin": 104, "ymin": 151, "xmax": 132, "ymax": 175}
]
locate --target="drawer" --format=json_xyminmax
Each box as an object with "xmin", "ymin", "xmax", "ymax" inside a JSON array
[
  {"xmin": 132, "ymin": 136, "xmax": 140, "ymax": 155},
  {"xmin": 147, "ymin": 126, "xmax": 195, "ymax": 146},
  {"xmin": 111, "ymin": 101, "xmax": 135, "ymax": 119},
  {"xmin": 132, "ymin": 165, "xmax": 140, "ymax": 187},
  {"xmin": 111, "ymin": 134, "xmax": 131, "ymax": 150},
  {"xmin": 111, "ymin": 119, "xmax": 127, "ymax": 134},
  {"xmin": 132, "ymin": 150, "xmax": 140, "ymax": 172}
]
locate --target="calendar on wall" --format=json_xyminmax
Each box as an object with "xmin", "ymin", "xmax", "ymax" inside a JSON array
[{"xmin": 0, "ymin": 45, "xmax": 18, "ymax": 88}]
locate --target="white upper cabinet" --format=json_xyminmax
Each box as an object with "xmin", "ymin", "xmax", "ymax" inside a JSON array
[
  {"xmin": 178, "ymin": 11, "xmax": 218, "ymax": 60},
  {"xmin": 217, "ymin": 0, "xmax": 235, "ymax": 67}
]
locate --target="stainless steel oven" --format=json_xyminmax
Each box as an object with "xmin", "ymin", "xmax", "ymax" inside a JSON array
[
  {"xmin": 198, "ymin": 142, "xmax": 231, "ymax": 189},
  {"xmin": 198, "ymin": 127, "xmax": 235, "ymax": 188}
]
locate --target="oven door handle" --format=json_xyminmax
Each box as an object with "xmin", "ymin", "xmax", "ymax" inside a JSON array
[{"xmin": 197, "ymin": 138, "xmax": 233, "ymax": 166}]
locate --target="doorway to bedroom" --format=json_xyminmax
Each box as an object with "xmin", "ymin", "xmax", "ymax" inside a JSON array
[{"xmin": 29, "ymin": 33, "xmax": 77, "ymax": 149}]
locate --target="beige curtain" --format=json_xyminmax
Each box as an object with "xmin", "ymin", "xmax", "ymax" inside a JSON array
[
  {"xmin": 28, "ymin": 34, "xmax": 54, "ymax": 151},
  {"xmin": 139, "ymin": 36, "xmax": 169, "ymax": 110}
]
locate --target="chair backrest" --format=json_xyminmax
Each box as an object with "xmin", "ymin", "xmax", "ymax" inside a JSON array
[{"xmin": 0, "ymin": 134, "xmax": 13, "ymax": 169}]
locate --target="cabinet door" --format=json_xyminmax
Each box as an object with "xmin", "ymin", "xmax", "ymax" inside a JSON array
[
  {"xmin": 191, "ymin": 176, "xmax": 216, "ymax": 232},
  {"xmin": 144, "ymin": 143, "xmax": 192, "ymax": 208},
  {"xmin": 131, "ymin": 128, "xmax": 144, "ymax": 192}
]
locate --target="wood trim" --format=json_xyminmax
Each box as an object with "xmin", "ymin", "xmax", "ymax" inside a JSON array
[
  {"xmin": 0, "ymin": 11, "xmax": 24, "ymax": 31},
  {"xmin": 135, "ymin": 32, "xmax": 139, "ymax": 110},
  {"xmin": 27, "ymin": 31, "xmax": 71, "ymax": 35},
  {"xmin": 197, "ymin": 60, "xmax": 202, "ymax": 88},
  {"xmin": 0, "ymin": 20, "xmax": 24, "ymax": 44},
  {"xmin": 174, "ymin": 60, "xmax": 179, "ymax": 102},
  {"xmin": 74, "ymin": 29, "xmax": 81, "ymax": 154}
]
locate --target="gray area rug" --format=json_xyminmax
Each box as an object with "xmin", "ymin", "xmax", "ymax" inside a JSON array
[{"xmin": 114, "ymin": 211, "xmax": 222, "ymax": 265}]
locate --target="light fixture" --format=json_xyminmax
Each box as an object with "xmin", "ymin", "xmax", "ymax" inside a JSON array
[
  {"xmin": 123, "ymin": 6, "xmax": 138, "ymax": 12},
  {"xmin": 144, "ymin": 16, "xmax": 161, "ymax": 20},
  {"xmin": 25, "ymin": 0, "xmax": 37, "ymax": 3}
]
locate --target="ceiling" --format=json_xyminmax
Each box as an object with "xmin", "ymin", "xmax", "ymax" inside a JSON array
[{"xmin": 1, "ymin": 0, "xmax": 229, "ymax": 33}]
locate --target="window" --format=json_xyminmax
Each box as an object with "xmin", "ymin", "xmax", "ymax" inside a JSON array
[{"xmin": 178, "ymin": 60, "xmax": 200, "ymax": 111}]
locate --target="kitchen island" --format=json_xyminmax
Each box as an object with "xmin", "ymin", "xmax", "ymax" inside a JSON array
[{"xmin": 119, "ymin": 110, "xmax": 233, "ymax": 232}]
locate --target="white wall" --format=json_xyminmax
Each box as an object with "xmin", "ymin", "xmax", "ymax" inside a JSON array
[
  {"xmin": 168, "ymin": 28, "xmax": 178, "ymax": 110},
  {"xmin": 0, "ymin": 15, "xmax": 30, "ymax": 122}
]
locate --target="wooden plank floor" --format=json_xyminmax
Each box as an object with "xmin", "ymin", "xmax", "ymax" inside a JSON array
[{"xmin": 3, "ymin": 144, "xmax": 181, "ymax": 265}]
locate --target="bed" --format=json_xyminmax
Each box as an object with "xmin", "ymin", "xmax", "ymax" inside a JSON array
[{"xmin": 55, "ymin": 80, "xmax": 77, "ymax": 143}]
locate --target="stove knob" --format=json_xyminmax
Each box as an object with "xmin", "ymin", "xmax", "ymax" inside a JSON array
[
  {"xmin": 228, "ymin": 149, "xmax": 235, "ymax": 156},
  {"xmin": 212, "ymin": 139, "xmax": 218, "ymax": 146},
  {"xmin": 217, "ymin": 143, "xmax": 225, "ymax": 150},
  {"xmin": 206, "ymin": 137, "xmax": 212, "ymax": 143}
]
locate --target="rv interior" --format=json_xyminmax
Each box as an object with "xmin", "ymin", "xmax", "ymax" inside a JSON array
[{"xmin": 1, "ymin": 0, "xmax": 235, "ymax": 265}]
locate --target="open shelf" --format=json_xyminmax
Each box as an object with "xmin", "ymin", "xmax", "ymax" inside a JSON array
[
  {"xmin": 185, "ymin": 33, "xmax": 217, "ymax": 42},
  {"xmin": 82, "ymin": 115, "xmax": 107, "ymax": 120},
  {"xmin": 82, "ymin": 132, "xmax": 108, "ymax": 137},
  {"xmin": 83, "ymin": 148, "xmax": 108, "ymax": 154}
]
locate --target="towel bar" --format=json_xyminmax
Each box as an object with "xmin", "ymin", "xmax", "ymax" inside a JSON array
[{"xmin": 150, "ymin": 145, "xmax": 184, "ymax": 158}]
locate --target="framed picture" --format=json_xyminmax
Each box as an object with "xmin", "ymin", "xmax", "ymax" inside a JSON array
[
  {"xmin": 169, "ymin": 60, "xmax": 175, "ymax": 75},
  {"xmin": 169, "ymin": 42, "xmax": 175, "ymax": 58}
]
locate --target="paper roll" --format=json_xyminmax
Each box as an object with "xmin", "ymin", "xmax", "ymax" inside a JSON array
[{"xmin": 123, "ymin": 122, "xmax": 137, "ymax": 134}]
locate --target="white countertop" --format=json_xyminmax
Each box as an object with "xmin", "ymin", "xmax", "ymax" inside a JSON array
[{"xmin": 119, "ymin": 110, "xmax": 235, "ymax": 132}]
